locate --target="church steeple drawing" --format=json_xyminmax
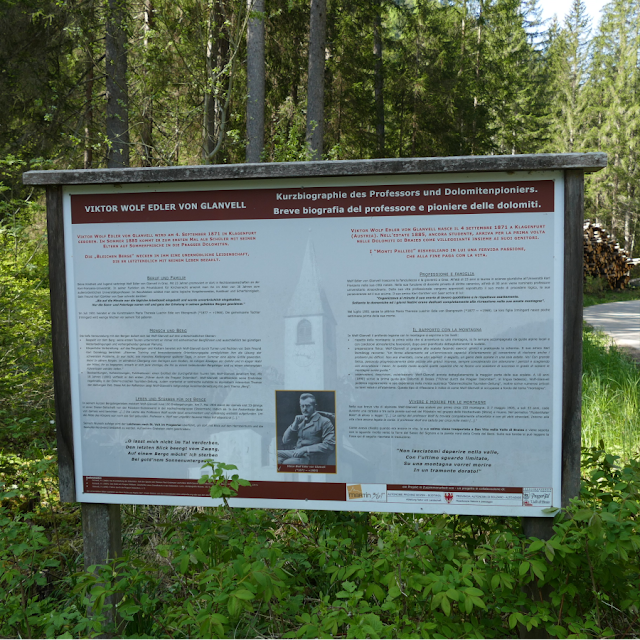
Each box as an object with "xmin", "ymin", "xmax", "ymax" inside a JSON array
[{"xmin": 284, "ymin": 238, "xmax": 337, "ymax": 390}]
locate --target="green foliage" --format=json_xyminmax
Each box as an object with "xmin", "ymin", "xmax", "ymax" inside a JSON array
[
  {"xmin": 2, "ymin": 1, "xmax": 640, "ymax": 636},
  {"xmin": 583, "ymin": 274, "xmax": 609, "ymax": 298},
  {"xmin": 0, "ymin": 309, "xmax": 637, "ymax": 638},
  {"xmin": 198, "ymin": 460, "xmax": 251, "ymax": 502},
  {"xmin": 2, "ymin": 447, "xmax": 640, "ymax": 638},
  {"xmin": 267, "ymin": 98, "xmax": 315, "ymax": 162},
  {"xmin": 0, "ymin": 194, "xmax": 638, "ymax": 637},
  {"xmin": 0, "ymin": 1, "xmax": 78, "ymax": 163},
  {"xmin": 0, "ymin": 160, "xmax": 54, "ymax": 446},
  {"xmin": 0, "ymin": 505, "xmax": 59, "ymax": 638},
  {"xmin": 0, "ymin": 451, "xmax": 84, "ymax": 639},
  {"xmin": 544, "ymin": 0, "xmax": 591, "ymax": 155},
  {"xmin": 581, "ymin": 0, "xmax": 640, "ymax": 249},
  {"xmin": 582, "ymin": 326, "xmax": 640, "ymax": 460},
  {"xmin": 1, "ymin": 0, "xmax": 640, "ymax": 254},
  {"xmin": 583, "ymin": 284, "xmax": 640, "ymax": 307}
]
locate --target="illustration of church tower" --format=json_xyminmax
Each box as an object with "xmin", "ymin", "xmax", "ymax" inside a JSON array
[{"xmin": 284, "ymin": 238, "xmax": 337, "ymax": 390}]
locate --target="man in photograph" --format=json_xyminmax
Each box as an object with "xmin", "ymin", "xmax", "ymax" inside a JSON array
[{"xmin": 277, "ymin": 393, "xmax": 335, "ymax": 465}]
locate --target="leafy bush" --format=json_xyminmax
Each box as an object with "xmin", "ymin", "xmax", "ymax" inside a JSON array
[
  {"xmin": 0, "ymin": 452, "xmax": 84, "ymax": 639},
  {"xmin": 2, "ymin": 446, "xmax": 638, "ymax": 639},
  {"xmin": 0, "ymin": 158, "xmax": 54, "ymax": 447},
  {"xmin": 583, "ymin": 275, "xmax": 608, "ymax": 297}
]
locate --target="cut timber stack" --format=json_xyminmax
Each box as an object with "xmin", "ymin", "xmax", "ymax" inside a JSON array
[{"xmin": 583, "ymin": 221, "xmax": 639, "ymax": 289}]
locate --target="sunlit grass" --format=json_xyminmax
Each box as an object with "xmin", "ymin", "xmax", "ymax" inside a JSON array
[
  {"xmin": 583, "ymin": 287, "xmax": 640, "ymax": 308},
  {"xmin": 582, "ymin": 325, "xmax": 640, "ymax": 461}
]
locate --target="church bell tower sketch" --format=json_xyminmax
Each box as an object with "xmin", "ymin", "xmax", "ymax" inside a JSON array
[{"xmin": 283, "ymin": 238, "xmax": 337, "ymax": 390}]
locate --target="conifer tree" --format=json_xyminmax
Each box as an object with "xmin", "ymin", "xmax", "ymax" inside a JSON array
[
  {"xmin": 106, "ymin": 0, "xmax": 130, "ymax": 168},
  {"xmin": 544, "ymin": 0, "xmax": 591, "ymax": 154},
  {"xmin": 585, "ymin": 0, "xmax": 640, "ymax": 250},
  {"xmin": 483, "ymin": 0, "xmax": 550, "ymax": 154}
]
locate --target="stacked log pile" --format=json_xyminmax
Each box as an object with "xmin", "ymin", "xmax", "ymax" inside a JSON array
[{"xmin": 583, "ymin": 221, "xmax": 639, "ymax": 289}]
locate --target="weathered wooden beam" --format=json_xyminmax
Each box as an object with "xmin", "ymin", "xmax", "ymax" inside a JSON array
[
  {"xmin": 246, "ymin": 0, "xmax": 265, "ymax": 163},
  {"xmin": 522, "ymin": 169, "xmax": 586, "ymax": 542},
  {"xmin": 23, "ymin": 152, "xmax": 607, "ymax": 186},
  {"xmin": 46, "ymin": 186, "xmax": 76, "ymax": 502},
  {"xmin": 82, "ymin": 503, "xmax": 122, "ymax": 632},
  {"xmin": 562, "ymin": 169, "xmax": 584, "ymax": 508},
  {"xmin": 82, "ymin": 503, "xmax": 122, "ymax": 568}
]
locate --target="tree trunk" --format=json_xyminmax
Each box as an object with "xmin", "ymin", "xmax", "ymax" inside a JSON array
[
  {"xmin": 82, "ymin": 0, "xmax": 95, "ymax": 170},
  {"xmin": 472, "ymin": 1, "xmax": 483, "ymax": 153},
  {"xmin": 106, "ymin": 0, "xmax": 129, "ymax": 168},
  {"xmin": 203, "ymin": 6, "xmax": 218, "ymax": 161},
  {"xmin": 246, "ymin": 0, "xmax": 265, "ymax": 163},
  {"xmin": 141, "ymin": 0, "xmax": 154, "ymax": 167},
  {"xmin": 215, "ymin": 14, "xmax": 230, "ymax": 160},
  {"xmin": 84, "ymin": 52, "xmax": 94, "ymax": 169},
  {"xmin": 203, "ymin": 1, "xmax": 230, "ymax": 163},
  {"xmin": 410, "ymin": 40, "xmax": 419, "ymax": 156},
  {"xmin": 373, "ymin": 0, "xmax": 384, "ymax": 158},
  {"xmin": 624, "ymin": 182, "xmax": 633, "ymax": 251},
  {"xmin": 306, "ymin": 0, "xmax": 327, "ymax": 160}
]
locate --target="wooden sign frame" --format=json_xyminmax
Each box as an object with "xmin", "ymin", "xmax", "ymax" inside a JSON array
[{"xmin": 24, "ymin": 152, "xmax": 606, "ymax": 555}]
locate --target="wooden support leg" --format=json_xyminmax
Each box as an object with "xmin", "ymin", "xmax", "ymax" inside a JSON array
[
  {"xmin": 522, "ymin": 516, "xmax": 554, "ymax": 541},
  {"xmin": 518, "ymin": 169, "xmax": 586, "ymax": 638},
  {"xmin": 82, "ymin": 503, "xmax": 122, "ymax": 632},
  {"xmin": 520, "ymin": 517, "xmax": 554, "ymax": 638}
]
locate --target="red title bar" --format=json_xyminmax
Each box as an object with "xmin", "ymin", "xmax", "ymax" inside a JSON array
[{"xmin": 72, "ymin": 180, "xmax": 554, "ymax": 224}]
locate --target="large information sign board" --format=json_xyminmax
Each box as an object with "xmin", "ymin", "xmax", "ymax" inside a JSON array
[{"xmin": 63, "ymin": 170, "xmax": 564, "ymax": 516}]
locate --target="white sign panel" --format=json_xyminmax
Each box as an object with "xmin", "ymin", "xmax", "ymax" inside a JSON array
[{"xmin": 64, "ymin": 171, "xmax": 564, "ymax": 516}]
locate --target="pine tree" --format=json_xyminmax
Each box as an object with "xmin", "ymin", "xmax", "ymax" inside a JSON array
[
  {"xmin": 482, "ymin": 0, "xmax": 550, "ymax": 154},
  {"xmin": 585, "ymin": 0, "xmax": 640, "ymax": 251},
  {"xmin": 545, "ymin": 0, "xmax": 591, "ymax": 153}
]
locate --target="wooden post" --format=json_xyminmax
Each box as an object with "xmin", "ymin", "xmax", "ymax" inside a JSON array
[
  {"xmin": 306, "ymin": 0, "xmax": 327, "ymax": 159},
  {"xmin": 521, "ymin": 169, "xmax": 585, "ymax": 542},
  {"xmin": 246, "ymin": 0, "xmax": 265, "ymax": 163},
  {"xmin": 82, "ymin": 503, "xmax": 123, "ymax": 567},
  {"xmin": 46, "ymin": 185, "xmax": 123, "ymax": 629},
  {"xmin": 82, "ymin": 503, "xmax": 122, "ymax": 632},
  {"xmin": 561, "ymin": 169, "xmax": 584, "ymax": 507},
  {"xmin": 46, "ymin": 186, "xmax": 76, "ymax": 502}
]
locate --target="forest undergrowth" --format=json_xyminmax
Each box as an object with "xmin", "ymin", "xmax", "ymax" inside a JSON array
[{"xmin": 1, "ymin": 202, "xmax": 640, "ymax": 638}]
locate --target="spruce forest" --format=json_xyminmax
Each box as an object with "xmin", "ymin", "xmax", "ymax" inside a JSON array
[
  {"xmin": 0, "ymin": 0, "xmax": 639, "ymax": 253},
  {"xmin": 2, "ymin": 0, "xmax": 640, "ymax": 638}
]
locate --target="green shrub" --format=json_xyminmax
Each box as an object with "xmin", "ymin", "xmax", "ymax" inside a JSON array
[
  {"xmin": 0, "ymin": 161, "xmax": 54, "ymax": 446},
  {"xmin": 584, "ymin": 275, "xmax": 608, "ymax": 297},
  {"xmin": 4, "ymin": 445, "xmax": 628, "ymax": 639}
]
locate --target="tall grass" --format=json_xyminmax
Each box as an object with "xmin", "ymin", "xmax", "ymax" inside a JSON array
[{"xmin": 582, "ymin": 325, "xmax": 640, "ymax": 460}]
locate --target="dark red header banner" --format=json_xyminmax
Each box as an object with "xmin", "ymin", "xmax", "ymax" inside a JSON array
[{"xmin": 71, "ymin": 180, "xmax": 554, "ymax": 224}]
